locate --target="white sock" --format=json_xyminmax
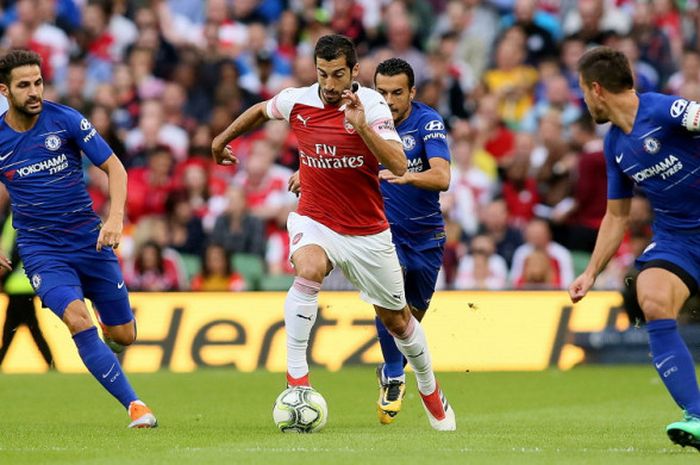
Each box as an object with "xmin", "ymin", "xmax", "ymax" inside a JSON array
[
  {"xmin": 391, "ymin": 316, "xmax": 436, "ymax": 395},
  {"xmin": 284, "ymin": 277, "xmax": 321, "ymax": 379}
]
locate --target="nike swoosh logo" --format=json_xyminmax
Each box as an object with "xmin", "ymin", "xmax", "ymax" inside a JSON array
[
  {"xmin": 402, "ymin": 129, "xmax": 419, "ymax": 134},
  {"xmin": 101, "ymin": 363, "xmax": 115, "ymax": 379},
  {"xmin": 0, "ymin": 150, "xmax": 13, "ymax": 161},
  {"xmin": 117, "ymin": 281, "xmax": 125, "ymax": 289},
  {"xmin": 296, "ymin": 314, "xmax": 312, "ymax": 321},
  {"xmin": 407, "ymin": 350, "xmax": 425, "ymax": 359},
  {"xmin": 615, "ymin": 153, "xmax": 623, "ymax": 163},
  {"xmin": 655, "ymin": 355, "xmax": 674, "ymax": 369}
]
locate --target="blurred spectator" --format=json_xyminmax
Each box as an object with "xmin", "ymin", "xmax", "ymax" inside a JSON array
[
  {"xmin": 210, "ymin": 186, "xmax": 267, "ymax": 258},
  {"xmin": 125, "ymin": 241, "xmax": 181, "ymax": 291},
  {"xmin": 478, "ymin": 198, "xmax": 524, "ymax": 267},
  {"xmin": 521, "ymin": 74, "xmax": 582, "ymax": 133},
  {"xmin": 444, "ymin": 138, "xmax": 495, "ymax": 237},
  {"xmin": 550, "ymin": 112, "xmax": 606, "ymax": 253},
  {"xmin": 510, "ymin": 218, "xmax": 574, "ymax": 289},
  {"xmin": 501, "ymin": 132, "xmax": 540, "ymax": 227},
  {"xmin": 516, "ymin": 248, "xmax": 559, "ymax": 289},
  {"xmin": 125, "ymin": 99, "xmax": 189, "ymax": 163},
  {"xmin": 126, "ymin": 145, "xmax": 177, "ymax": 222},
  {"xmin": 379, "ymin": 13, "xmax": 428, "ymax": 86},
  {"xmin": 165, "ymin": 191, "xmax": 206, "ymax": 257},
  {"xmin": 613, "ymin": 34, "xmax": 659, "ymax": 93},
  {"xmin": 234, "ymin": 139, "xmax": 297, "ymax": 224},
  {"xmin": 666, "ymin": 48, "xmax": 700, "ymax": 95},
  {"xmin": 483, "ymin": 29, "xmax": 539, "ymax": 128},
  {"xmin": 533, "ymin": 110, "xmax": 575, "ymax": 211},
  {"xmin": 439, "ymin": 217, "xmax": 467, "ymax": 289},
  {"xmin": 562, "ymin": 0, "xmax": 631, "ymax": 45},
  {"xmin": 631, "ymin": 1, "xmax": 675, "ymax": 87},
  {"xmin": 454, "ymin": 234, "xmax": 508, "ymax": 290},
  {"xmin": 472, "ymin": 92, "xmax": 515, "ymax": 165},
  {"xmin": 191, "ymin": 243, "xmax": 246, "ymax": 292},
  {"xmin": 500, "ymin": 0, "xmax": 558, "ymax": 66},
  {"xmin": 265, "ymin": 204, "xmax": 296, "ymax": 276}
]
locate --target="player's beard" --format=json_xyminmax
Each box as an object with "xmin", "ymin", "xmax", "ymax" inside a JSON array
[
  {"xmin": 321, "ymin": 89, "xmax": 342, "ymax": 105},
  {"xmin": 13, "ymin": 94, "xmax": 42, "ymax": 116}
]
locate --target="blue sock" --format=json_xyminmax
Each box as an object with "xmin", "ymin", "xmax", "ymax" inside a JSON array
[
  {"xmin": 647, "ymin": 319, "xmax": 700, "ymax": 416},
  {"xmin": 375, "ymin": 317, "xmax": 405, "ymax": 379},
  {"xmin": 73, "ymin": 327, "xmax": 137, "ymax": 409}
]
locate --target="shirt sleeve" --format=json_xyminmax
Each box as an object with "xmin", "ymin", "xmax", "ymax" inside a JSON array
[
  {"xmin": 362, "ymin": 90, "xmax": 401, "ymax": 143},
  {"xmin": 658, "ymin": 94, "xmax": 700, "ymax": 132},
  {"xmin": 604, "ymin": 132, "xmax": 634, "ymax": 199},
  {"xmin": 419, "ymin": 112, "xmax": 450, "ymax": 162},
  {"xmin": 65, "ymin": 107, "xmax": 113, "ymax": 166},
  {"xmin": 265, "ymin": 87, "xmax": 299, "ymax": 122}
]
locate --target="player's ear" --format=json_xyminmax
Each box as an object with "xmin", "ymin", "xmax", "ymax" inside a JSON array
[
  {"xmin": 351, "ymin": 62, "xmax": 359, "ymax": 79},
  {"xmin": 0, "ymin": 83, "xmax": 8, "ymax": 99},
  {"xmin": 409, "ymin": 86, "xmax": 417, "ymax": 102}
]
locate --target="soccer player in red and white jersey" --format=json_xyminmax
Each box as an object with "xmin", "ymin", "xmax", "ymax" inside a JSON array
[{"xmin": 212, "ymin": 35, "xmax": 455, "ymax": 431}]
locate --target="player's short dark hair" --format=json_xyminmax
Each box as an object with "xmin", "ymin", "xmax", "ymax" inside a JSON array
[
  {"xmin": 374, "ymin": 58, "xmax": 415, "ymax": 89},
  {"xmin": 314, "ymin": 34, "xmax": 357, "ymax": 70},
  {"xmin": 578, "ymin": 46, "xmax": 634, "ymax": 93},
  {"xmin": 0, "ymin": 50, "xmax": 42, "ymax": 85}
]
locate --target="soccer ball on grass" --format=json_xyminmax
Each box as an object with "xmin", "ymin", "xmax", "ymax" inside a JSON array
[{"xmin": 272, "ymin": 386, "xmax": 328, "ymax": 433}]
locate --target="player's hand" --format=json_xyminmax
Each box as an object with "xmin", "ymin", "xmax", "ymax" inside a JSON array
[
  {"xmin": 0, "ymin": 252, "xmax": 12, "ymax": 272},
  {"xmin": 568, "ymin": 272, "xmax": 595, "ymax": 303},
  {"xmin": 211, "ymin": 142, "xmax": 239, "ymax": 166},
  {"xmin": 340, "ymin": 89, "xmax": 366, "ymax": 131},
  {"xmin": 379, "ymin": 169, "xmax": 412, "ymax": 185},
  {"xmin": 96, "ymin": 217, "xmax": 123, "ymax": 252},
  {"xmin": 288, "ymin": 171, "xmax": 301, "ymax": 195}
]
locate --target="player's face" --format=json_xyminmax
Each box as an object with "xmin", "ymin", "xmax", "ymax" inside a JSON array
[
  {"xmin": 579, "ymin": 75, "xmax": 609, "ymax": 124},
  {"xmin": 375, "ymin": 73, "xmax": 416, "ymax": 125},
  {"xmin": 316, "ymin": 56, "xmax": 358, "ymax": 105},
  {"xmin": 1, "ymin": 65, "xmax": 44, "ymax": 116}
]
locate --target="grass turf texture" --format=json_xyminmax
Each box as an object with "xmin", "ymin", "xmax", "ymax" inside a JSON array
[{"xmin": 0, "ymin": 366, "xmax": 696, "ymax": 464}]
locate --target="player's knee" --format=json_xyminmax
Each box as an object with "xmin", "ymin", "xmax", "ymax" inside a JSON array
[
  {"xmin": 62, "ymin": 306, "xmax": 94, "ymax": 334},
  {"xmin": 638, "ymin": 292, "xmax": 675, "ymax": 321},
  {"xmin": 294, "ymin": 262, "xmax": 326, "ymax": 283},
  {"xmin": 111, "ymin": 325, "xmax": 136, "ymax": 346},
  {"xmin": 379, "ymin": 308, "xmax": 411, "ymax": 337}
]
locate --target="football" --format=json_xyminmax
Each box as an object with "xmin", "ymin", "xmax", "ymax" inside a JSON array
[{"xmin": 272, "ymin": 386, "xmax": 328, "ymax": 433}]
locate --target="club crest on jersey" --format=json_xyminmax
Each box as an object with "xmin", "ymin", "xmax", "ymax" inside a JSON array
[
  {"xmin": 643, "ymin": 137, "xmax": 660, "ymax": 154},
  {"xmin": 31, "ymin": 273, "xmax": 41, "ymax": 290},
  {"xmin": 44, "ymin": 134, "xmax": 61, "ymax": 151},
  {"xmin": 401, "ymin": 134, "xmax": 416, "ymax": 150},
  {"xmin": 343, "ymin": 119, "xmax": 356, "ymax": 134}
]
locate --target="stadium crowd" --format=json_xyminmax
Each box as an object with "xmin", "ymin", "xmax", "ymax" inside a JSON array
[{"xmin": 0, "ymin": 0, "xmax": 697, "ymax": 292}]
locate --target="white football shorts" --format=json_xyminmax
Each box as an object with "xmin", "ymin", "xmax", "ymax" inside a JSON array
[{"xmin": 287, "ymin": 212, "xmax": 406, "ymax": 310}]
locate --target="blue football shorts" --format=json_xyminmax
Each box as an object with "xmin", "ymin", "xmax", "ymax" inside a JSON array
[
  {"xmin": 635, "ymin": 229, "xmax": 700, "ymax": 295},
  {"xmin": 22, "ymin": 246, "xmax": 133, "ymax": 325}
]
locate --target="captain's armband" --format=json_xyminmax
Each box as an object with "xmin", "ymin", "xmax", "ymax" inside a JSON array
[{"xmin": 682, "ymin": 101, "xmax": 700, "ymax": 132}]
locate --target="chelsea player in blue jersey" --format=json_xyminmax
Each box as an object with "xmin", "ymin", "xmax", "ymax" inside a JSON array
[
  {"xmin": 0, "ymin": 50, "xmax": 156, "ymax": 428},
  {"xmin": 570, "ymin": 47, "xmax": 700, "ymax": 450},
  {"xmin": 372, "ymin": 58, "xmax": 451, "ymax": 424}
]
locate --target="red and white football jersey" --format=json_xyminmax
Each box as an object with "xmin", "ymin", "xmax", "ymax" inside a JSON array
[{"xmin": 265, "ymin": 83, "xmax": 400, "ymax": 235}]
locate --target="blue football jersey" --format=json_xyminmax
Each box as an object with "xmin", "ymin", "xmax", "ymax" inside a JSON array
[
  {"xmin": 0, "ymin": 101, "xmax": 113, "ymax": 254},
  {"xmin": 604, "ymin": 93, "xmax": 700, "ymax": 233},
  {"xmin": 380, "ymin": 101, "xmax": 450, "ymax": 248}
]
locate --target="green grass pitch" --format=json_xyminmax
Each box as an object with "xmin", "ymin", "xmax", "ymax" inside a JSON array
[{"xmin": 0, "ymin": 366, "xmax": 696, "ymax": 464}]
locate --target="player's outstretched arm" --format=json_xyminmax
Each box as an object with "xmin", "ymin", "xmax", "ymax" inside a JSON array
[
  {"xmin": 341, "ymin": 90, "xmax": 406, "ymax": 176},
  {"xmin": 569, "ymin": 198, "xmax": 631, "ymax": 303},
  {"xmin": 212, "ymin": 101, "xmax": 270, "ymax": 166},
  {"xmin": 379, "ymin": 157, "xmax": 450, "ymax": 190},
  {"xmin": 96, "ymin": 154, "xmax": 127, "ymax": 251}
]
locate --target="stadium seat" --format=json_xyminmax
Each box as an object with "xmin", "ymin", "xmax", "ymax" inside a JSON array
[
  {"xmin": 232, "ymin": 253, "xmax": 266, "ymax": 290},
  {"xmin": 260, "ymin": 273, "xmax": 296, "ymax": 291},
  {"xmin": 571, "ymin": 250, "xmax": 592, "ymax": 277},
  {"xmin": 180, "ymin": 254, "xmax": 202, "ymax": 283}
]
